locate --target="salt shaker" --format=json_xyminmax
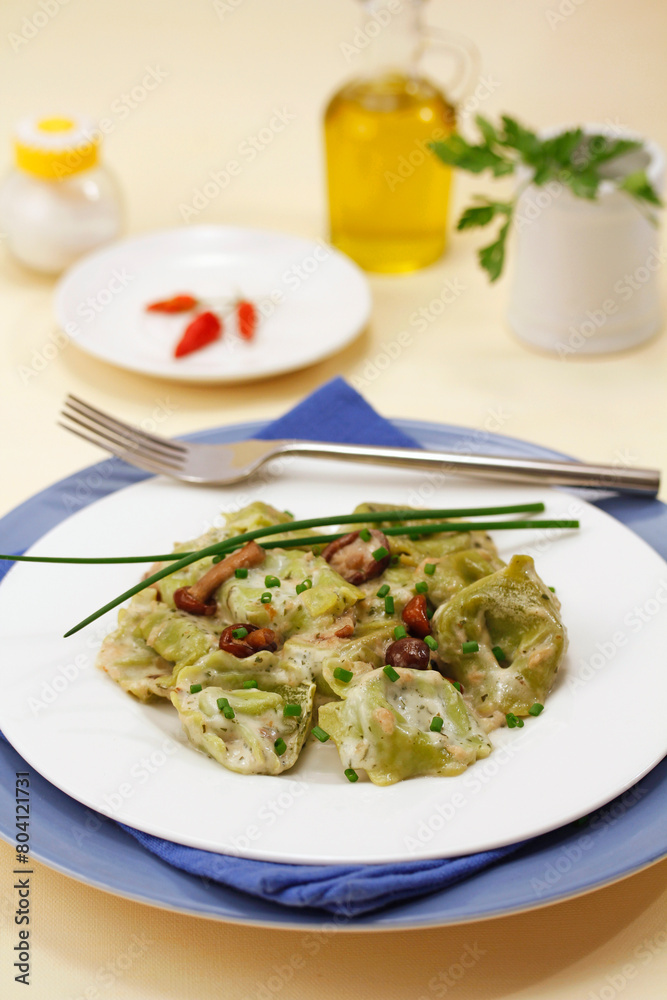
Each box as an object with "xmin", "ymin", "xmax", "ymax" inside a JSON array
[{"xmin": 0, "ymin": 115, "xmax": 123, "ymax": 275}]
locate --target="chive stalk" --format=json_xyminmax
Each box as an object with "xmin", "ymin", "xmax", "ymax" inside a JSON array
[{"xmin": 63, "ymin": 505, "xmax": 577, "ymax": 637}]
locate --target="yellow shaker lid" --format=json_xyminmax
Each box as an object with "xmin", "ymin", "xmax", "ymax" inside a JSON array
[{"xmin": 14, "ymin": 115, "xmax": 100, "ymax": 180}]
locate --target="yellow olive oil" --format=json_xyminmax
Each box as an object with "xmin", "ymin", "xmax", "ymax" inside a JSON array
[{"xmin": 324, "ymin": 73, "xmax": 456, "ymax": 273}]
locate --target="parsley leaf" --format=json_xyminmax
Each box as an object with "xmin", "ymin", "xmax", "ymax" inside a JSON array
[
  {"xmin": 457, "ymin": 201, "xmax": 512, "ymax": 230},
  {"xmin": 478, "ymin": 219, "xmax": 511, "ymax": 283},
  {"xmin": 619, "ymin": 169, "xmax": 663, "ymax": 207},
  {"xmin": 429, "ymin": 136, "xmax": 513, "ymax": 177}
]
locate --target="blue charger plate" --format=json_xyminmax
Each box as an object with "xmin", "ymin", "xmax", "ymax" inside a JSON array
[{"xmin": 1, "ymin": 419, "xmax": 665, "ymax": 929}]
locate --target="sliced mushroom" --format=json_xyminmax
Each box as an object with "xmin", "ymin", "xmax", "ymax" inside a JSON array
[
  {"xmin": 219, "ymin": 623, "xmax": 278, "ymax": 658},
  {"xmin": 402, "ymin": 593, "xmax": 432, "ymax": 639},
  {"xmin": 321, "ymin": 529, "xmax": 390, "ymax": 584},
  {"xmin": 174, "ymin": 541, "xmax": 265, "ymax": 616},
  {"xmin": 384, "ymin": 636, "xmax": 430, "ymax": 670}
]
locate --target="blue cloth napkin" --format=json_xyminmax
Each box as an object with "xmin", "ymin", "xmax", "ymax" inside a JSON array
[{"xmin": 0, "ymin": 378, "xmax": 555, "ymax": 914}]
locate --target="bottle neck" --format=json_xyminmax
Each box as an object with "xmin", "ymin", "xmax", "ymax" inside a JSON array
[{"xmin": 356, "ymin": 0, "xmax": 425, "ymax": 79}]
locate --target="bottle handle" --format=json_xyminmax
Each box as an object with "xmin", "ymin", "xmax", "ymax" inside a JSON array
[{"xmin": 420, "ymin": 26, "xmax": 481, "ymax": 106}]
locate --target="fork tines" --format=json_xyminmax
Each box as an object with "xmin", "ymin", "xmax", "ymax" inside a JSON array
[{"xmin": 60, "ymin": 395, "xmax": 186, "ymax": 475}]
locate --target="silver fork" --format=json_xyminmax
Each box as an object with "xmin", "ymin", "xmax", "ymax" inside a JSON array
[{"xmin": 59, "ymin": 394, "xmax": 661, "ymax": 495}]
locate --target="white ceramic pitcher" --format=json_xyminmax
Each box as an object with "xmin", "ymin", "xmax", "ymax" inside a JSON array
[{"xmin": 507, "ymin": 125, "xmax": 664, "ymax": 357}]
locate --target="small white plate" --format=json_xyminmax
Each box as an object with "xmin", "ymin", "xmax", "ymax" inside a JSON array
[
  {"xmin": 2, "ymin": 463, "xmax": 667, "ymax": 866},
  {"xmin": 54, "ymin": 226, "xmax": 371, "ymax": 383}
]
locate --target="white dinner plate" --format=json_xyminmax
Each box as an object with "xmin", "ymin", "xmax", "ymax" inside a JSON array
[
  {"xmin": 1, "ymin": 462, "xmax": 666, "ymax": 865},
  {"xmin": 54, "ymin": 226, "xmax": 371, "ymax": 383}
]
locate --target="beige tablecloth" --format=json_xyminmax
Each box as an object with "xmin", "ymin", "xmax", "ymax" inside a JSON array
[{"xmin": 0, "ymin": 0, "xmax": 666, "ymax": 996}]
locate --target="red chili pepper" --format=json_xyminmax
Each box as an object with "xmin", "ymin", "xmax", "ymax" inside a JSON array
[
  {"xmin": 147, "ymin": 294, "xmax": 199, "ymax": 314},
  {"xmin": 237, "ymin": 300, "xmax": 257, "ymax": 341},
  {"xmin": 174, "ymin": 311, "xmax": 222, "ymax": 358}
]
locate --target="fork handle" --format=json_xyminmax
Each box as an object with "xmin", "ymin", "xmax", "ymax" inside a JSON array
[{"xmin": 276, "ymin": 441, "xmax": 660, "ymax": 496}]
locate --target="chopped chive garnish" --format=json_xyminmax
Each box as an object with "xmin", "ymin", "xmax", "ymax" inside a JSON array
[
  {"xmin": 415, "ymin": 581, "xmax": 428, "ymax": 594},
  {"xmin": 295, "ymin": 577, "xmax": 313, "ymax": 595},
  {"xmin": 383, "ymin": 664, "xmax": 400, "ymax": 682},
  {"xmin": 426, "ymin": 606, "xmax": 434, "ymax": 619},
  {"xmin": 384, "ymin": 595, "xmax": 395, "ymax": 614},
  {"xmin": 344, "ymin": 768, "xmax": 359, "ymax": 783},
  {"xmin": 506, "ymin": 713, "xmax": 524, "ymax": 728},
  {"xmin": 235, "ymin": 567, "xmax": 248, "ymax": 579},
  {"xmin": 283, "ymin": 703, "xmax": 302, "ymax": 717},
  {"xmin": 372, "ymin": 546, "xmax": 389, "ymax": 561},
  {"xmin": 359, "ymin": 527, "xmax": 372, "ymax": 542},
  {"xmin": 390, "ymin": 554, "xmax": 401, "ymax": 566},
  {"xmin": 424, "ymin": 635, "xmax": 438, "ymax": 651},
  {"xmin": 64, "ymin": 504, "xmax": 571, "ymax": 637},
  {"xmin": 376, "ymin": 584, "xmax": 390, "ymax": 598},
  {"xmin": 243, "ymin": 679, "xmax": 258, "ymax": 689},
  {"xmin": 452, "ymin": 681, "xmax": 462, "ymax": 692},
  {"xmin": 492, "ymin": 646, "xmax": 506, "ymax": 662},
  {"xmin": 211, "ymin": 554, "xmax": 222, "ymax": 563},
  {"xmin": 223, "ymin": 705, "xmax": 235, "ymax": 719},
  {"xmin": 274, "ymin": 738, "xmax": 287, "ymax": 755},
  {"xmin": 529, "ymin": 703, "xmax": 544, "ymax": 716},
  {"xmin": 284, "ymin": 510, "xmax": 294, "ymax": 518},
  {"xmin": 549, "ymin": 586, "xmax": 556, "ymax": 592},
  {"xmin": 393, "ymin": 625, "xmax": 407, "ymax": 640},
  {"xmin": 265, "ymin": 575, "xmax": 280, "ymax": 588},
  {"xmin": 232, "ymin": 627, "xmax": 248, "ymax": 639},
  {"xmin": 190, "ymin": 683, "xmax": 202, "ymax": 694},
  {"xmin": 424, "ymin": 563, "xmax": 436, "ymax": 575},
  {"xmin": 462, "ymin": 640, "xmax": 479, "ymax": 653},
  {"xmin": 333, "ymin": 666, "xmax": 353, "ymax": 683},
  {"xmin": 217, "ymin": 697, "xmax": 229, "ymax": 710},
  {"xmin": 260, "ymin": 592, "xmax": 272, "ymax": 603},
  {"xmin": 311, "ymin": 726, "xmax": 330, "ymax": 743},
  {"xmin": 430, "ymin": 715, "xmax": 444, "ymax": 732}
]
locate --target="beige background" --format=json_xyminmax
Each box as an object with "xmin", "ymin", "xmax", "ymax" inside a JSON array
[{"xmin": 1, "ymin": 0, "xmax": 667, "ymax": 996}]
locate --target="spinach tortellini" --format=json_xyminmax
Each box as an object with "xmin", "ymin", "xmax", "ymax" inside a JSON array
[
  {"xmin": 319, "ymin": 668, "xmax": 491, "ymax": 785},
  {"xmin": 432, "ymin": 555, "xmax": 567, "ymax": 717},
  {"xmin": 97, "ymin": 501, "xmax": 568, "ymax": 782}
]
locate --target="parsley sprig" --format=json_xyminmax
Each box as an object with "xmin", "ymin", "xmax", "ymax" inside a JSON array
[{"xmin": 431, "ymin": 115, "xmax": 662, "ymax": 281}]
